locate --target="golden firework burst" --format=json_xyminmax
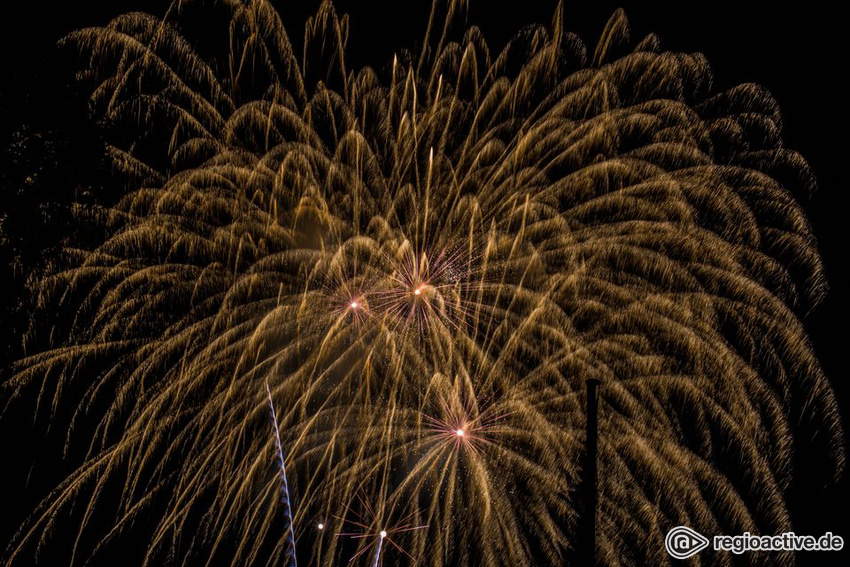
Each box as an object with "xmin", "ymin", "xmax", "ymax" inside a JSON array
[{"xmin": 3, "ymin": 1, "xmax": 843, "ymax": 566}]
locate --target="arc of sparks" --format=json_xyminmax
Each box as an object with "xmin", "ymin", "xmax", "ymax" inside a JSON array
[
  {"xmin": 266, "ymin": 381, "xmax": 298, "ymax": 567},
  {"xmin": 5, "ymin": 1, "xmax": 844, "ymax": 565}
]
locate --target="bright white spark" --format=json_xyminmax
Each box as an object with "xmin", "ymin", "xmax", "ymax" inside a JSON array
[{"xmin": 379, "ymin": 530, "xmax": 387, "ymax": 539}]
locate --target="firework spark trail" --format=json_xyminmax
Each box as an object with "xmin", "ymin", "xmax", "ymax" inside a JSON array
[
  {"xmin": 335, "ymin": 499, "xmax": 428, "ymax": 566},
  {"xmin": 371, "ymin": 534, "xmax": 384, "ymax": 567},
  {"xmin": 266, "ymin": 382, "xmax": 298, "ymax": 567},
  {"xmin": 1, "ymin": 0, "xmax": 844, "ymax": 565}
]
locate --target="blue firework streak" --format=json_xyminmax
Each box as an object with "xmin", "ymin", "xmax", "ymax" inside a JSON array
[
  {"xmin": 266, "ymin": 382, "xmax": 298, "ymax": 567},
  {"xmin": 371, "ymin": 533, "xmax": 385, "ymax": 567}
]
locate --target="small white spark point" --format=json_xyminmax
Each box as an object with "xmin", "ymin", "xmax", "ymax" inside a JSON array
[
  {"xmin": 318, "ymin": 523, "xmax": 324, "ymax": 530},
  {"xmin": 380, "ymin": 530, "xmax": 388, "ymax": 539},
  {"xmin": 414, "ymin": 286, "xmax": 423, "ymax": 296},
  {"xmin": 349, "ymin": 301, "xmax": 359, "ymax": 309},
  {"xmin": 456, "ymin": 428, "xmax": 465, "ymax": 437}
]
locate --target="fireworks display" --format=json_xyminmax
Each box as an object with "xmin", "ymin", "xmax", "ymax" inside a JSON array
[{"xmin": 2, "ymin": 0, "xmax": 845, "ymax": 565}]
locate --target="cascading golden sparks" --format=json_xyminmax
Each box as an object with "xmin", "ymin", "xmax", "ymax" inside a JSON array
[{"xmin": 3, "ymin": 1, "xmax": 844, "ymax": 565}]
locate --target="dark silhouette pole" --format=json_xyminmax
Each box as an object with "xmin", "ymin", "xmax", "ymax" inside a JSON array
[{"xmin": 582, "ymin": 378, "xmax": 600, "ymax": 565}]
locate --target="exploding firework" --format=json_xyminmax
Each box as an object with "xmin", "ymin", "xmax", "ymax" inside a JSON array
[
  {"xmin": 334, "ymin": 493, "xmax": 428, "ymax": 566},
  {"xmin": 2, "ymin": 0, "xmax": 844, "ymax": 565}
]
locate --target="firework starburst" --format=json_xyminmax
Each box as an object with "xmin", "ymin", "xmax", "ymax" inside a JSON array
[{"xmin": 2, "ymin": 1, "xmax": 843, "ymax": 566}]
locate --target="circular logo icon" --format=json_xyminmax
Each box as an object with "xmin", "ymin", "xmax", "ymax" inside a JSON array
[{"xmin": 665, "ymin": 526, "xmax": 710, "ymax": 559}]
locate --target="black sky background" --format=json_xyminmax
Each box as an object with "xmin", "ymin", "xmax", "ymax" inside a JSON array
[{"xmin": 1, "ymin": 0, "xmax": 847, "ymax": 564}]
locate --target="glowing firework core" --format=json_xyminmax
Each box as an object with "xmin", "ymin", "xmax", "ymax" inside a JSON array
[
  {"xmin": 349, "ymin": 300, "xmax": 359, "ymax": 309},
  {"xmin": 380, "ymin": 530, "xmax": 387, "ymax": 539},
  {"xmin": 413, "ymin": 286, "xmax": 423, "ymax": 296},
  {"xmin": 318, "ymin": 523, "xmax": 324, "ymax": 530},
  {"xmin": 456, "ymin": 429, "xmax": 465, "ymax": 437}
]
